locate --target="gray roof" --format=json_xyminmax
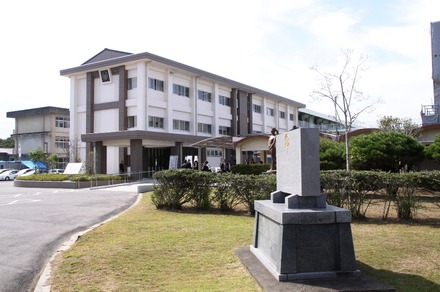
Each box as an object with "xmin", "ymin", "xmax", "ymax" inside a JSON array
[
  {"xmin": 60, "ymin": 49, "xmax": 306, "ymax": 108},
  {"xmin": 7, "ymin": 106, "xmax": 69, "ymax": 118}
]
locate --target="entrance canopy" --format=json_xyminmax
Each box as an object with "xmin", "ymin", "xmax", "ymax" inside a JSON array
[
  {"xmin": 21, "ymin": 160, "xmax": 47, "ymax": 169},
  {"xmin": 190, "ymin": 136, "xmax": 244, "ymax": 149}
]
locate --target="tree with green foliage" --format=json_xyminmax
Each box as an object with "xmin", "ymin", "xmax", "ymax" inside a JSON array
[
  {"xmin": 320, "ymin": 138, "xmax": 345, "ymax": 170},
  {"xmin": 0, "ymin": 137, "xmax": 14, "ymax": 148},
  {"xmin": 424, "ymin": 135, "xmax": 440, "ymax": 162},
  {"xmin": 29, "ymin": 148, "xmax": 47, "ymax": 163},
  {"xmin": 47, "ymin": 154, "xmax": 59, "ymax": 169},
  {"xmin": 350, "ymin": 132, "xmax": 424, "ymax": 172},
  {"xmin": 378, "ymin": 116, "xmax": 421, "ymax": 138}
]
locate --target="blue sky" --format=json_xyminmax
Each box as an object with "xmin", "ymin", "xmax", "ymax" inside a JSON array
[{"xmin": 1, "ymin": 0, "xmax": 439, "ymax": 138}]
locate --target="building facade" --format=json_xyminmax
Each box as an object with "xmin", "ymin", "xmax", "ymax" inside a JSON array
[
  {"xmin": 6, "ymin": 106, "xmax": 70, "ymax": 168},
  {"xmin": 60, "ymin": 49, "xmax": 306, "ymax": 175}
]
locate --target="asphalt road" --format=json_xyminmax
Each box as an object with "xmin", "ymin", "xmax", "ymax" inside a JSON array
[{"xmin": 0, "ymin": 181, "xmax": 139, "ymax": 292}]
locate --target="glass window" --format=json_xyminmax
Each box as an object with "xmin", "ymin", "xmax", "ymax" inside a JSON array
[
  {"xmin": 128, "ymin": 116, "xmax": 137, "ymax": 128},
  {"xmin": 55, "ymin": 116, "xmax": 70, "ymax": 128},
  {"xmin": 219, "ymin": 95, "xmax": 231, "ymax": 106},
  {"xmin": 198, "ymin": 123, "xmax": 212, "ymax": 134},
  {"xmin": 128, "ymin": 77, "xmax": 137, "ymax": 90},
  {"xmin": 280, "ymin": 111, "xmax": 285, "ymax": 119},
  {"xmin": 173, "ymin": 84, "xmax": 189, "ymax": 97},
  {"xmin": 173, "ymin": 119, "xmax": 190, "ymax": 131},
  {"xmin": 219, "ymin": 126, "xmax": 231, "ymax": 135},
  {"xmin": 148, "ymin": 116, "xmax": 164, "ymax": 129},
  {"xmin": 198, "ymin": 90, "xmax": 211, "ymax": 102},
  {"xmin": 253, "ymin": 104, "xmax": 261, "ymax": 114},
  {"xmin": 266, "ymin": 108, "xmax": 274, "ymax": 116},
  {"xmin": 55, "ymin": 136, "xmax": 69, "ymax": 149},
  {"xmin": 289, "ymin": 113, "xmax": 294, "ymax": 121},
  {"xmin": 148, "ymin": 78, "xmax": 164, "ymax": 91}
]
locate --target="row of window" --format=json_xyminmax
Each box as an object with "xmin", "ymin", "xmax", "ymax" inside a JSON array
[
  {"xmin": 251, "ymin": 105, "xmax": 293, "ymax": 120},
  {"xmin": 55, "ymin": 136, "xmax": 69, "ymax": 148},
  {"xmin": 145, "ymin": 116, "xmax": 229, "ymax": 135},
  {"xmin": 129, "ymin": 77, "xmax": 293, "ymax": 120}
]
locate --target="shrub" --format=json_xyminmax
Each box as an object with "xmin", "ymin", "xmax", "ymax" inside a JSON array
[
  {"xmin": 212, "ymin": 173, "xmax": 242, "ymax": 212},
  {"xmin": 70, "ymin": 174, "xmax": 124, "ymax": 181},
  {"xmin": 229, "ymin": 174, "xmax": 275, "ymax": 215},
  {"xmin": 16, "ymin": 174, "xmax": 69, "ymax": 181},
  {"xmin": 186, "ymin": 171, "xmax": 215, "ymax": 211},
  {"xmin": 231, "ymin": 163, "xmax": 271, "ymax": 175},
  {"xmin": 152, "ymin": 169, "xmax": 196, "ymax": 210},
  {"xmin": 320, "ymin": 170, "xmax": 351, "ymax": 207}
]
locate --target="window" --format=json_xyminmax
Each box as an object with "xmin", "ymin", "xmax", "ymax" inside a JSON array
[
  {"xmin": 128, "ymin": 77, "xmax": 137, "ymax": 90},
  {"xmin": 173, "ymin": 119, "xmax": 190, "ymax": 131},
  {"xmin": 280, "ymin": 111, "xmax": 285, "ymax": 119},
  {"xmin": 207, "ymin": 150, "xmax": 222, "ymax": 157},
  {"xmin": 128, "ymin": 116, "xmax": 137, "ymax": 128},
  {"xmin": 289, "ymin": 113, "xmax": 294, "ymax": 121},
  {"xmin": 219, "ymin": 126, "xmax": 231, "ymax": 135},
  {"xmin": 148, "ymin": 116, "xmax": 164, "ymax": 129},
  {"xmin": 198, "ymin": 90, "xmax": 211, "ymax": 102},
  {"xmin": 173, "ymin": 84, "xmax": 189, "ymax": 97},
  {"xmin": 55, "ymin": 116, "xmax": 70, "ymax": 128},
  {"xmin": 253, "ymin": 104, "xmax": 261, "ymax": 114},
  {"xmin": 148, "ymin": 78, "xmax": 164, "ymax": 91},
  {"xmin": 55, "ymin": 136, "xmax": 69, "ymax": 149},
  {"xmin": 219, "ymin": 95, "xmax": 231, "ymax": 106},
  {"xmin": 266, "ymin": 108, "xmax": 274, "ymax": 116},
  {"xmin": 198, "ymin": 123, "xmax": 212, "ymax": 134}
]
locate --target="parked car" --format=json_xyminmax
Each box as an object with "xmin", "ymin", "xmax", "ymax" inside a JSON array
[
  {"xmin": 0, "ymin": 170, "xmax": 19, "ymax": 181},
  {"xmin": 0, "ymin": 169, "xmax": 12, "ymax": 175},
  {"xmin": 18, "ymin": 169, "xmax": 36, "ymax": 177},
  {"xmin": 48, "ymin": 169, "xmax": 64, "ymax": 174},
  {"xmin": 16, "ymin": 168, "xmax": 34, "ymax": 177}
]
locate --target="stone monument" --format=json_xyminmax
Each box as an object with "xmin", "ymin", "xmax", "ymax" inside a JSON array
[{"xmin": 250, "ymin": 127, "xmax": 359, "ymax": 281}]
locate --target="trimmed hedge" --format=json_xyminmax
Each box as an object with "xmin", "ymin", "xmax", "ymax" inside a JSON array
[
  {"xmin": 152, "ymin": 169, "xmax": 440, "ymax": 220},
  {"xmin": 152, "ymin": 169, "xmax": 275, "ymax": 214},
  {"xmin": 16, "ymin": 174, "xmax": 69, "ymax": 181}
]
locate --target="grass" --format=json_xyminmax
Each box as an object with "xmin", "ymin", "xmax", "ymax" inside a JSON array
[{"xmin": 49, "ymin": 193, "xmax": 440, "ymax": 292}]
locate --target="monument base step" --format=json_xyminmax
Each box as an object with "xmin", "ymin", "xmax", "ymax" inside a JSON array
[{"xmin": 237, "ymin": 247, "xmax": 395, "ymax": 292}]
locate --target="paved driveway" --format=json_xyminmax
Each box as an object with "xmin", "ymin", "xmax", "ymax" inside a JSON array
[{"xmin": 0, "ymin": 181, "xmax": 139, "ymax": 292}]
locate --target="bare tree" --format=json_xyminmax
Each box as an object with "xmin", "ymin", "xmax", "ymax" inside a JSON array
[
  {"xmin": 311, "ymin": 49, "xmax": 381, "ymax": 171},
  {"xmin": 62, "ymin": 137, "xmax": 82, "ymax": 163}
]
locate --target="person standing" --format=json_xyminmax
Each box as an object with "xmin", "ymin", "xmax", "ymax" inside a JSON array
[
  {"xmin": 202, "ymin": 160, "xmax": 211, "ymax": 171},
  {"xmin": 268, "ymin": 128, "xmax": 279, "ymax": 172},
  {"xmin": 119, "ymin": 161, "xmax": 124, "ymax": 174}
]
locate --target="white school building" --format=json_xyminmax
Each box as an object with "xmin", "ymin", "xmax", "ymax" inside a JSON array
[{"xmin": 60, "ymin": 48, "xmax": 306, "ymax": 175}]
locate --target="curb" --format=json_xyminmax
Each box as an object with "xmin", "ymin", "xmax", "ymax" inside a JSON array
[{"xmin": 33, "ymin": 193, "xmax": 143, "ymax": 292}]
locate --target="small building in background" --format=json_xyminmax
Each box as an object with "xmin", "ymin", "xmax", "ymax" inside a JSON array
[{"xmin": 6, "ymin": 106, "xmax": 70, "ymax": 169}]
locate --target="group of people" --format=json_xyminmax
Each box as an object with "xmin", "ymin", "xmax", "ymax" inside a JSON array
[{"xmin": 180, "ymin": 159, "xmax": 231, "ymax": 173}]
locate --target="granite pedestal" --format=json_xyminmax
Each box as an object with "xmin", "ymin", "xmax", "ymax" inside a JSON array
[{"xmin": 251, "ymin": 128, "xmax": 359, "ymax": 281}]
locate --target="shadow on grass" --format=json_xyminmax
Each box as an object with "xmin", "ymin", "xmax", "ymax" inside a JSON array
[
  {"xmin": 352, "ymin": 217, "xmax": 440, "ymax": 228},
  {"xmin": 356, "ymin": 261, "xmax": 440, "ymax": 292}
]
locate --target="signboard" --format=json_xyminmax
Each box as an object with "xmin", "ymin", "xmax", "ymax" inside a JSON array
[
  {"xmin": 64, "ymin": 162, "xmax": 85, "ymax": 175},
  {"xmin": 169, "ymin": 155, "xmax": 178, "ymax": 169}
]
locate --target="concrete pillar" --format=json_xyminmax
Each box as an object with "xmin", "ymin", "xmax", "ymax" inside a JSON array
[
  {"xmin": 130, "ymin": 139, "xmax": 143, "ymax": 173},
  {"xmin": 95, "ymin": 141, "xmax": 107, "ymax": 174}
]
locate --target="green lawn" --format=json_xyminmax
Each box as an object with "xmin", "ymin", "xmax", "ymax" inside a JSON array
[{"xmin": 49, "ymin": 193, "xmax": 440, "ymax": 292}]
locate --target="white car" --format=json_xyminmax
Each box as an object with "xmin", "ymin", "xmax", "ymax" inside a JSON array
[
  {"xmin": 48, "ymin": 169, "xmax": 64, "ymax": 174},
  {"xmin": 18, "ymin": 169, "xmax": 36, "ymax": 177},
  {"xmin": 16, "ymin": 168, "xmax": 35, "ymax": 177},
  {"xmin": 0, "ymin": 169, "xmax": 12, "ymax": 175},
  {"xmin": 0, "ymin": 170, "xmax": 19, "ymax": 181}
]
